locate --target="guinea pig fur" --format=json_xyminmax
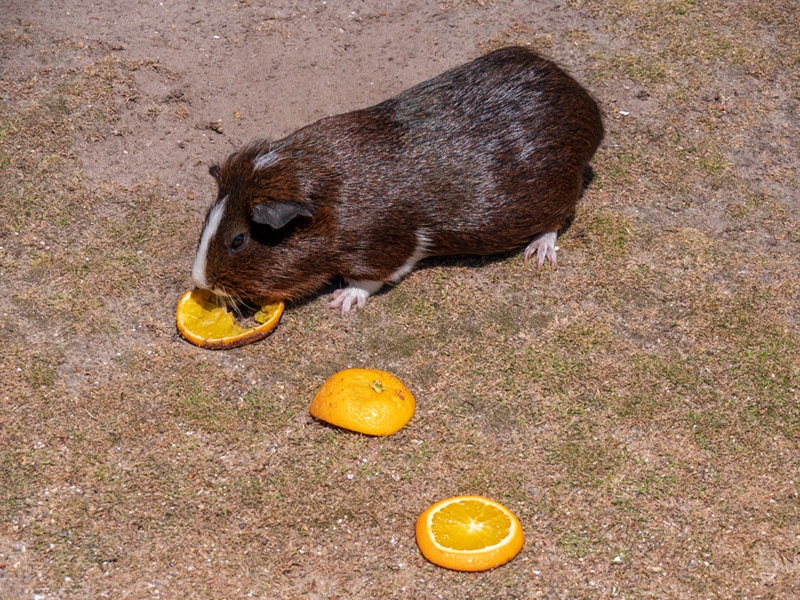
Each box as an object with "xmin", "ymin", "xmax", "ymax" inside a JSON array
[{"xmin": 192, "ymin": 46, "xmax": 604, "ymax": 314}]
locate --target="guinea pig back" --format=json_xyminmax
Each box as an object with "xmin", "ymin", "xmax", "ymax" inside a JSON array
[{"xmin": 192, "ymin": 46, "xmax": 604, "ymax": 311}]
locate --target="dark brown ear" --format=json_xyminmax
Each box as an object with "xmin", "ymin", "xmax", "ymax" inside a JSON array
[
  {"xmin": 209, "ymin": 164, "xmax": 221, "ymax": 180},
  {"xmin": 252, "ymin": 201, "xmax": 314, "ymax": 229}
]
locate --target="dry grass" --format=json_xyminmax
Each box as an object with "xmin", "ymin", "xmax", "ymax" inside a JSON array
[{"xmin": 1, "ymin": 0, "xmax": 799, "ymax": 598}]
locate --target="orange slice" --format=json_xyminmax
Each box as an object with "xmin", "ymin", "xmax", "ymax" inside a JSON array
[
  {"xmin": 176, "ymin": 288, "xmax": 283, "ymax": 349},
  {"xmin": 309, "ymin": 368, "xmax": 415, "ymax": 436},
  {"xmin": 415, "ymin": 495, "xmax": 524, "ymax": 571}
]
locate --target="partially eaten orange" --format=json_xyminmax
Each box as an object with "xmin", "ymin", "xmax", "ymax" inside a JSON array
[
  {"xmin": 309, "ymin": 368, "xmax": 415, "ymax": 436},
  {"xmin": 415, "ymin": 495, "xmax": 524, "ymax": 572},
  {"xmin": 176, "ymin": 289, "xmax": 283, "ymax": 349}
]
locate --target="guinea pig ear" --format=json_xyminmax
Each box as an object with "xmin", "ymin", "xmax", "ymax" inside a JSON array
[
  {"xmin": 209, "ymin": 164, "xmax": 221, "ymax": 180},
  {"xmin": 252, "ymin": 201, "xmax": 315, "ymax": 230}
]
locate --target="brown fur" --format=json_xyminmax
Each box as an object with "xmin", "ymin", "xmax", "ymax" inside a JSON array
[{"xmin": 195, "ymin": 47, "xmax": 604, "ymax": 305}]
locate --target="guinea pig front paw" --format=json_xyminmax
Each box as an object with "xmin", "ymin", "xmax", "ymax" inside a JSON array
[
  {"xmin": 329, "ymin": 280, "xmax": 384, "ymax": 315},
  {"xmin": 524, "ymin": 231, "xmax": 559, "ymax": 269}
]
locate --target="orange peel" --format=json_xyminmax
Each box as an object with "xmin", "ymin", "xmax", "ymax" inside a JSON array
[
  {"xmin": 415, "ymin": 495, "xmax": 524, "ymax": 571},
  {"xmin": 176, "ymin": 288, "xmax": 283, "ymax": 349},
  {"xmin": 309, "ymin": 368, "xmax": 415, "ymax": 436}
]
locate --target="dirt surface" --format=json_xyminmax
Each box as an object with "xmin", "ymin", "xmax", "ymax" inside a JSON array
[{"xmin": 1, "ymin": 0, "xmax": 799, "ymax": 598}]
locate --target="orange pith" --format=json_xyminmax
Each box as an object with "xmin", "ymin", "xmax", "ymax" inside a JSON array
[
  {"xmin": 309, "ymin": 368, "xmax": 415, "ymax": 436},
  {"xmin": 415, "ymin": 495, "xmax": 524, "ymax": 571},
  {"xmin": 176, "ymin": 289, "xmax": 283, "ymax": 349}
]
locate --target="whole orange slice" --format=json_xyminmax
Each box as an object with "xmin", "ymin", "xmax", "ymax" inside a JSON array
[
  {"xmin": 309, "ymin": 368, "xmax": 415, "ymax": 436},
  {"xmin": 176, "ymin": 288, "xmax": 283, "ymax": 349},
  {"xmin": 415, "ymin": 495, "xmax": 524, "ymax": 571}
]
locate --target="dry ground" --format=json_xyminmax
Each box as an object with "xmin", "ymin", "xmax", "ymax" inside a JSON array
[{"xmin": 1, "ymin": 0, "xmax": 799, "ymax": 598}]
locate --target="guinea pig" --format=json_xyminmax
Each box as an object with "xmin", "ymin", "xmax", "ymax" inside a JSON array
[{"xmin": 191, "ymin": 46, "xmax": 604, "ymax": 314}]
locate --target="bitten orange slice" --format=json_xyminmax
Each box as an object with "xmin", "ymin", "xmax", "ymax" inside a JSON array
[
  {"xmin": 415, "ymin": 495, "xmax": 524, "ymax": 571},
  {"xmin": 309, "ymin": 368, "xmax": 415, "ymax": 436},
  {"xmin": 176, "ymin": 289, "xmax": 283, "ymax": 349}
]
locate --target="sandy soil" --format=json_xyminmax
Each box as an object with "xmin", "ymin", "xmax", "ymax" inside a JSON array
[
  {"xmin": 2, "ymin": 0, "xmax": 799, "ymax": 598},
  {"xmin": 9, "ymin": 1, "xmax": 595, "ymax": 193}
]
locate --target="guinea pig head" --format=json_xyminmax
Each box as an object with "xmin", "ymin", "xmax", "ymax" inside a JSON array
[{"xmin": 191, "ymin": 146, "xmax": 337, "ymax": 303}]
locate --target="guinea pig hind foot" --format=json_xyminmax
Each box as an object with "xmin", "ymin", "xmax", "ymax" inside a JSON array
[
  {"xmin": 330, "ymin": 280, "xmax": 384, "ymax": 314},
  {"xmin": 524, "ymin": 231, "xmax": 559, "ymax": 270}
]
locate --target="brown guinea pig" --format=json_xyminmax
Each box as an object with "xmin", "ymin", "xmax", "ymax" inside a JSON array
[{"xmin": 192, "ymin": 46, "xmax": 603, "ymax": 313}]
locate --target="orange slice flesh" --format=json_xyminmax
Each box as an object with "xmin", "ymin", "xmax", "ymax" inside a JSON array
[
  {"xmin": 309, "ymin": 368, "xmax": 415, "ymax": 436},
  {"xmin": 176, "ymin": 288, "xmax": 283, "ymax": 349},
  {"xmin": 415, "ymin": 495, "xmax": 524, "ymax": 571}
]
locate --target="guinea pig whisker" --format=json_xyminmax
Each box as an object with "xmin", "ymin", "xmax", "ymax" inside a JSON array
[
  {"xmin": 222, "ymin": 289, "xmax": 258, "ymax": 322},
  {"xmin": 211, "ymin": 286, "xmax": 237, "ymax": 312},
  {"xmin": 231, "ymin": 296, "xmax": 249, "ymax": 321}
]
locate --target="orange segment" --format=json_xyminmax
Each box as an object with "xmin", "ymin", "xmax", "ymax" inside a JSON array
[
  {"xmin": 415, "ymin": 495, "xmax": 524, "ymax": 571},
  {"xmin": 176, "ymin": 289, "xmax": 283, "ymax": 349},
  {"xmin": 309, "ymin": 368, "xmax": 415, "ymax": 436}
]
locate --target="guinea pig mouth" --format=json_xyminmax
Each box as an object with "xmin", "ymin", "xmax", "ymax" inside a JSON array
[
  {"xmin": 210, "ymin": 284, "xmax": 286, "ymax": 307},
  {"xmin": 203, "ymin": 287, "xmax": 275, "ymax": 316},
  {"xmin": 203, "ymin": 286, "xmax": 233, "ymax": 301},
  {"xmin": 201, "ymin": 286, "xmax": 259, "ymax": 309}
]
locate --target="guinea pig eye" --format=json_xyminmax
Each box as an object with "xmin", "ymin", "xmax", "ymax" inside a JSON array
[{"xmin": 230, "ymin": 233, "xmax": 246, "ymax": 252}]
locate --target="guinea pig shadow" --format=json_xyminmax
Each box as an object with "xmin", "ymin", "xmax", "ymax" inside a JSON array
[{"xmin": 582, "ymin": 166, "xmax": 596, "ymax": 190}]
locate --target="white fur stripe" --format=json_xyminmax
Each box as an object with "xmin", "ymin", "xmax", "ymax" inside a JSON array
[
  {"xmin": 389, "ymin": 229, "xmax": 432, "ymax": 282},
  {"xmin": 253, "ymin": 149, "xmax": 280, "ymax": 170},
  {"xmin": 192, "ymin": 196, "xmax": 227, "ymax": 288}
]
